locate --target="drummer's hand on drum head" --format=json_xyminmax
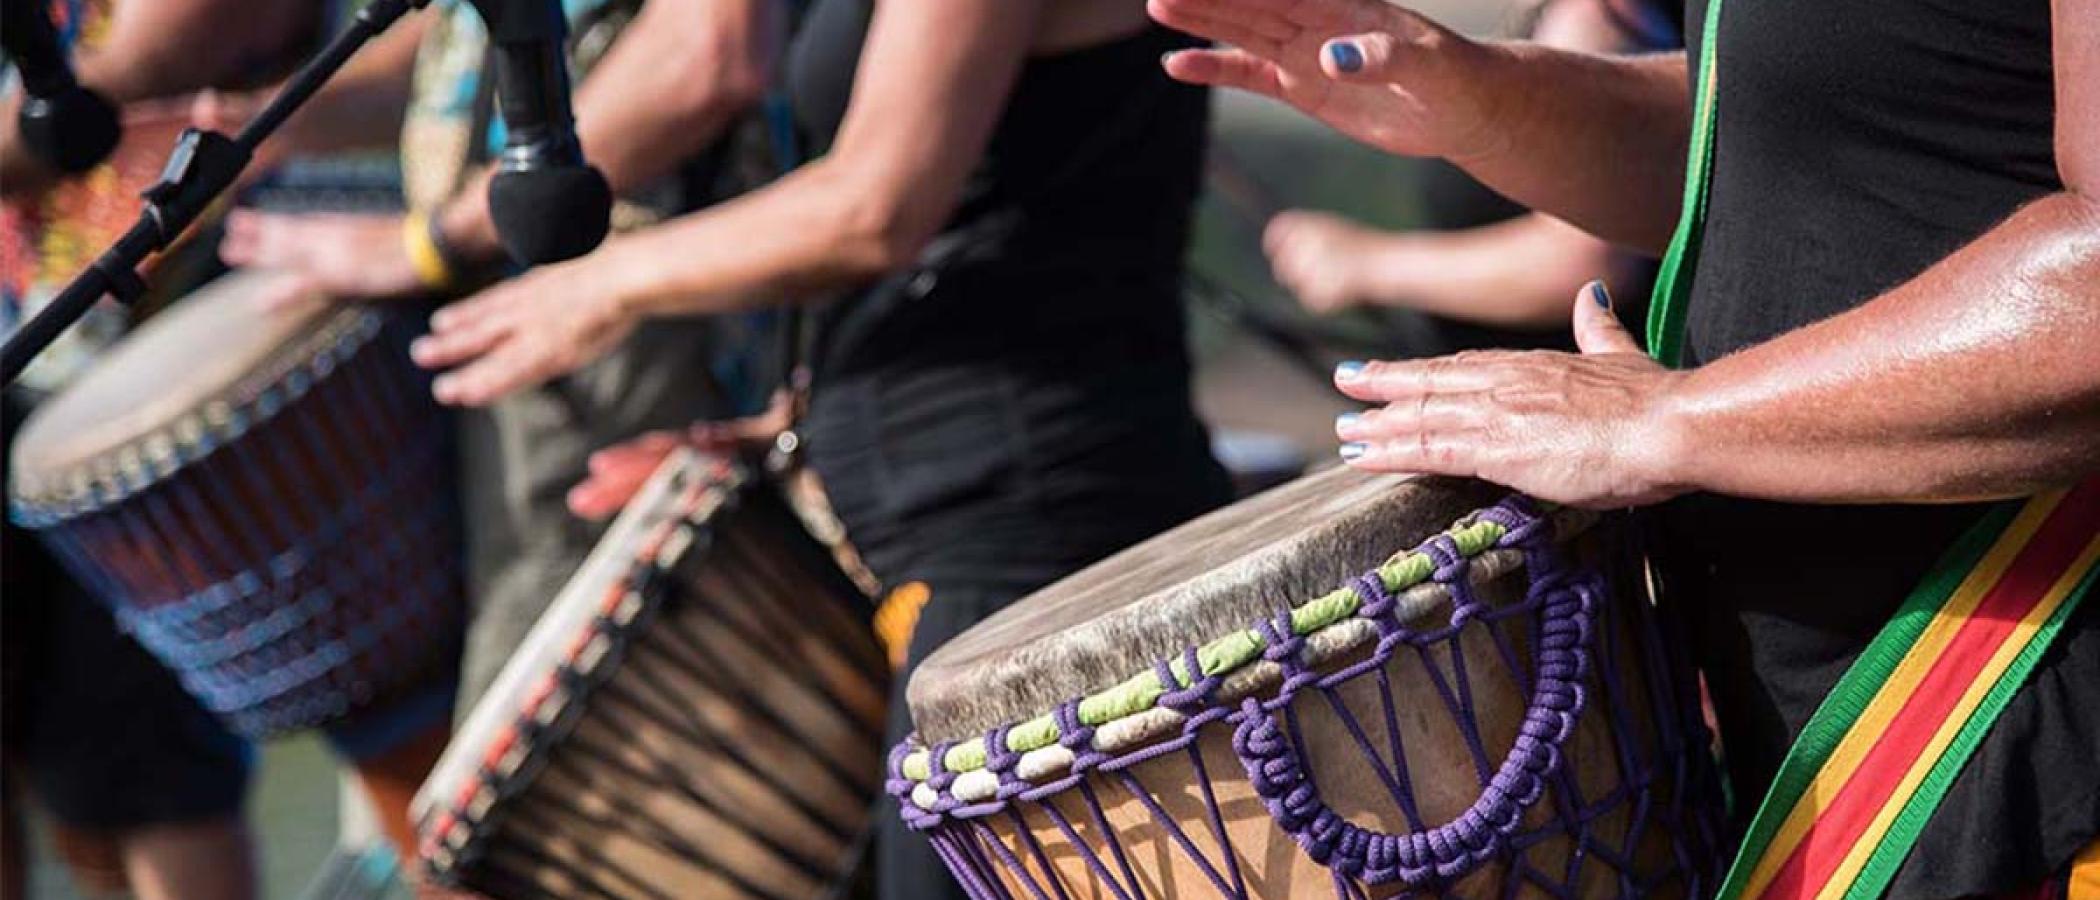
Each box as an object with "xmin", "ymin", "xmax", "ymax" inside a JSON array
[
  {"xmin": 1332, "ymin": 280, "xmax": 1692, "ymax": 509},
  {"xmin": 219, "ymin": 210, "xmax": 426, "ymax": 304},
  {"xmin": 412, "ymin": 259, "xmax": 637, "ymax": 406},
  {"xmin": 566, "ymin": 403, "xmax": 793, "ymax": 519},
  {"xmin": 569, "ymin": 431, "xmax": 687, "ymax": 520},
  {"xmin": 1148, "ymin": 0, "xmax": 1503, "ymax": 162}
]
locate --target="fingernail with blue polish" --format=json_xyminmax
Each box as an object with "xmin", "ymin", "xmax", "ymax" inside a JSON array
[
  {"xmin": 1339, "ymin": 442, "xmax": 1370, "ymax": 462},
  {"xmin": 1335, "ymin": 360, "xmax": 1367, "ymax": 382},
  {"xmin": 1328, "ymin": 41, "xmax": 1364, "ymax": 73},
  {"xmin": 1590, "ymin": 280, "xmax": 1612, "ymax": 309},
  {"xmin": 1335, "ymin": 411, "xmax": 1361, "ymax": 432}
]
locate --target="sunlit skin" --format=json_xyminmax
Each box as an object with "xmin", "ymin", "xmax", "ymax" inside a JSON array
[
  {"xmin": 406, "ymin": 0, "xmax": 1152, "ymax": 407},
  {"xmin": 1155, "ymin": 0, "xmax": 2100, "ymax": 509},
  {"xmin": 1261, "ymin": 0, "xmax": 1644, "ymax": 327},
  {"xmin": 217, "ymin": 0, "xmax": 780, "ymax": 305}
]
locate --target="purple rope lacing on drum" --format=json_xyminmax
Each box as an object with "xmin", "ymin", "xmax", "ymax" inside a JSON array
[{"xmin": 892, "ymin": 497, "xmax": 1727, "ymax": 898}]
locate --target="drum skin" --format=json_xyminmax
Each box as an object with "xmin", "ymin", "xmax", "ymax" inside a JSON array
[
  {"xmin": 8, "ymin": 270, "xmax": 465, "ymax": 738},
  {"xmin": 415, "ymin": 452, "xmax": 889, "ymax": 900},
  {"xmin": 897, "ymin": 466, "xmax": 1724, "ymax": 898}
]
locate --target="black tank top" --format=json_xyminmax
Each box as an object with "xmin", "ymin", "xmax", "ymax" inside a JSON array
[
  {"xmin": 786, "ymin": 3, "xmax": 1231, "ymax": 586},
  {"xmin": 1666, "ymin": 1, "xmax": 2096, "ymax": 893}
]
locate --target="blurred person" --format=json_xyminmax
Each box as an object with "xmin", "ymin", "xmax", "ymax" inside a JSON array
[
  {"xmin": 1261, "ymin": 0, "xmax": 1678, "ymax": 348},
  {"xmin": 216, "ymin": 0, "xmax": 786, "ymax": 726},
  {"xmin": 413, "ymin": 0, "xmax": 1237, "ymax": 897},
  {"xmin": 1150, "ymin": 0, "xmax": 2100, "ymax": 894},
  {"xmin": 0, "ymin": 2, "xmax": 337, "ymax": 896}
]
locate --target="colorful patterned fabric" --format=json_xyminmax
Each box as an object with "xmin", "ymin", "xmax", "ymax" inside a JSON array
[
  {"xmin": 2, "ymin": 0, "xmax": 134, "ymax": 392},
  {"xmin": 1650, "ymin": 0, "xmax": 2100, "ymax": 893}
]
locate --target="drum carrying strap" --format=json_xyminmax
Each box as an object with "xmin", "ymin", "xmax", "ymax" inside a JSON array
[{"xmin": 1649, "ymin": 4, "xmax": 2100, "ymax": 898}]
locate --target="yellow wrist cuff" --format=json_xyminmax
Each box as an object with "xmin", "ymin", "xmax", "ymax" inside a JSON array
[{"xmin": 401, "ymin": 210, "xmax": 456, "ymax": 291}]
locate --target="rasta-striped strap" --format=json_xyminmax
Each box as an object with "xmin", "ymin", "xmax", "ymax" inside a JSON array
[
  {"xmin": 1649, "ymin": 1, "xmax": 2100, "ymax": 895},
  {"xmin": 1718, "ymin": 481, "xmax": 2100, "ymax": 900}
]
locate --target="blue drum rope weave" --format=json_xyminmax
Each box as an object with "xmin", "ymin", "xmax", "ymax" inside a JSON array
[
  {"xmin": 10, "ymin": 305, "xmax": 465, "ymax": 744},
  {"xmin": 891, "ymin": 496, "xmax": 1725, "ymax": 897}
]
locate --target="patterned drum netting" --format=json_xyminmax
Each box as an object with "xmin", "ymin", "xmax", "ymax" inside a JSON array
[
  {"xmin": 892, "ymin": 467, "xmax": 1728, "ymax": 898},
  {"xmin": 413, "ymin": 451, "xmax": 889, "ymax": 900},
  {"xmin": 8, "ymin": 271, "xmax": 465, "ymax": 739}
]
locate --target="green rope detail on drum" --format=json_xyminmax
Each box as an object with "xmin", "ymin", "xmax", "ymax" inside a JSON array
[{"xmin": 901, "ymin": 517, "xmax": 1510, "ymax": 781}]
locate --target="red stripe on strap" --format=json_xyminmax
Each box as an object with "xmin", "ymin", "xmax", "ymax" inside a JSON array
[{"xmin": 1762, "ymin": 490, "xmax": 2100, "ymax": 898}]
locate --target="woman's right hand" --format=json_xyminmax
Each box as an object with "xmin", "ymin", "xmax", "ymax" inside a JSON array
[{"xmin": 1147, "ymin": 0, "xmax": 1507, "ymax": 163}]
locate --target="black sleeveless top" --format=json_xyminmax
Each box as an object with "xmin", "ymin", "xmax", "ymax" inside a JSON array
[
  {"xmin": 1665, "ymin": 0, "xmax": 2098, "ymax": 893},
  {"xmin": 786, "ymin": 3, "xmax": 1231, "ymax": 586}
]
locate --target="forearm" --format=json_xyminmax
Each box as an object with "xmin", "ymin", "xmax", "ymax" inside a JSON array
[
  {"xmin": 1457, "ymin": 46, "xmax": 1689, "ymax": 253},
  {"xmin": 73, "ymin": 1, "xmax": 316, "ymax": 101},
  {"xmin": 267, "ymin": 15, "xmax": 426, "ymax": 156},
  {"xmin": 601, "ymin": 157, "xmax": 914, "ymax": 317},
  {"xmin": 1658, "ymin": 193, "xmax": 2100, "ymax": 503},
  {"xmin": 439, "ymin": 0, "xmax": 776, "ymax": 260},
  {"xmin": 573, "ymin": 0, "xmax": 775, "ymax": 195},
  {"xmin": 1354, "ymin": 213, "xmax": 1624, "ymax": 328}
]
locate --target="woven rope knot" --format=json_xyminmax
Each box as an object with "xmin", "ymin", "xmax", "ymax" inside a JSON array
[
  {"xmin": 927, "ymin": 742, "xmax": 961, "ymax": 792},
  {"xmin": 1479, "ymin": 496, "xmax": 1549, "ymax": 549},
  {"xmin": 1155, "ymin": 647, "xmax": 1222, "ymax": 715},
  {"xmin": 1052, "ymin": 701, "xmax": 1095, "ymax": 757},
  {"xmin": 1353, "ymin": 572, "xmax": 1397, "ymax": 620},
  {"xmin": 983, "ymin": 725, "xmax": 1021, "ymax": 775},
  {"xmin": 1423, "ymin": 533, "xmax": 1469, "ymax": 583},
  {"xmin": 1256, "ymin": 611, "xmax": 1307, "ymax": 666}
]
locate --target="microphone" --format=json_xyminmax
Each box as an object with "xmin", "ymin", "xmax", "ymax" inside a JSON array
[
  {"xmin": 465, "ymin": 0, "xmax": 612, "ymax": 266},
  {"xmin": 3, "ymin": 0, "xmax": 121, "ymax": 174}
]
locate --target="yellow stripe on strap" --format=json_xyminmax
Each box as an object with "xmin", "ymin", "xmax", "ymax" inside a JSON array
[
  {"xmin": 1815, "ymin": 530, "xmax": 2100, "ymax": 900},
  {"xmin": 1738, "ymin": 493, "xmax": 2066, "ymax": 900}
]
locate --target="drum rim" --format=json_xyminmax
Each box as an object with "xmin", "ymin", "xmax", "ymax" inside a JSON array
[
  {"xmin": 411, "ymin": 450, "xmax": 742, "ymax": 878},
  {"xmin": 889, "ymin": 502, "xmax": 1593, "ymax": 809},
  {"xmin": 7, "ymin": 301, "xmax": 385, "ymax": 522}
]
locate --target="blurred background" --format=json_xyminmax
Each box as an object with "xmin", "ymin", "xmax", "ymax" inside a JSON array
[{"xmin": 10, "ymin": 0, "xmax": 1527, "ymax": 895}]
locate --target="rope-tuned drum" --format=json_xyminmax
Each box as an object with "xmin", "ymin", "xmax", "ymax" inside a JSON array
[
  {"xmin": 414, "ymin": 450, "xmax": 889, "ymax": 899},
  {"xmin": 891, "ymin": 465, "xmax": 1728, "ymax": 898},
  {"xmin": 7, "ymin": 268, "xmax": 466, "ymax": 750}
]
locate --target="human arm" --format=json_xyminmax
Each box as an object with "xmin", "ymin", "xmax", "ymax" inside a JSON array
[
  {"xmin": 434, "ymin": 0, "xmax": 781, "ymax": 260},
  {"xmin": 1147, "ymin": 0, "xmax": 1689, "ymax": 251},
  {"xmin": 2, "ymin": 0, "xmax": 319, "ymax": 198},
  {"xmin": 1331, "ymin": 1, "xmax": 2100, "ymax": 508},
  {"xmin": 218, "ymin": 0, "xmax": 780, "ymax": 298},
  {"xmin": 1265, "ymin": 210, "xmax": 1627, "ymax": 327},
  {"xmin": 410, "ymin": 0, "xmax": 1052, "ymax": 405}
]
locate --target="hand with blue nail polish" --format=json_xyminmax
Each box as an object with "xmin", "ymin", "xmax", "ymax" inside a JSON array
[
  {"xmin": 1329, "ymin": 281, "xmax": 1692, "ymax": 509},
  {"xmin": 1146, "ymin": 0, "xmax": 1502, "ymax": 161}
]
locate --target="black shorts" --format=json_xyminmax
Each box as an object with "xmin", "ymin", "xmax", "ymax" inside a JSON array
[{"xmin": 2, "ymin": 393, "xmax": 252, "ymax": 830}]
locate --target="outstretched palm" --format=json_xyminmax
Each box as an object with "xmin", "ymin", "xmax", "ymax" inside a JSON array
[{"xmin": 1148, "ymin": 0, "xmax": 1493, "ymax": 160}]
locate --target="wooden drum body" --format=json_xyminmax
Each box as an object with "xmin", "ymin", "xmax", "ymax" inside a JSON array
[
  {"xmin": 7, "ymin": 270, "xmax": 465, "ymax": 744},
  {"xmin": 892, "ymin": 467, "xmax": 1727, "ymax": 898},
  {"xmin": 415, "ymin": 451, "xmax": 889, "ymax": 899}
]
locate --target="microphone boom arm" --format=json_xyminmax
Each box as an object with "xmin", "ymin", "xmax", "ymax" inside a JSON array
[{"xmin": 0, "ymin": 0, "xmax": 426, "ymax": 387}]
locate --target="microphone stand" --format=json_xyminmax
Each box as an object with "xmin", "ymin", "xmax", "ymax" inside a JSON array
[{"xmin": 0, "ymin": 0, "xmax": 427, "ymax": 387}]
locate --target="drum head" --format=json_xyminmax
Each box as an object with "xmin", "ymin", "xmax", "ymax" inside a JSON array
[
  {"xmin": 908, "ymin": 466, "xmax": 1510, "ymax": 745},
  {"xmin": 9, "ymin": 269, "xmax": 352, "ymax": 504}
]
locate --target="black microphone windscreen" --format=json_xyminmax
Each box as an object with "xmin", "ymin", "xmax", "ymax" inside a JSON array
[
  {"xmin": 487, "ymin": 164, "xmax": 612, "ymax": 266},
  {"xmin": 18, "ymin": 84, "xmax": 122, "ymax": 174}
]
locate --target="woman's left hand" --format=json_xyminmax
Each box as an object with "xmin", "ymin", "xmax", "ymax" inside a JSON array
[
  {"xmin": 1333, "ymin": 281, "xmax": 1692, "ymax": 509},
  {"xmin": 410, "ymin": 256, "xmax": 636, "ymax": 406}
]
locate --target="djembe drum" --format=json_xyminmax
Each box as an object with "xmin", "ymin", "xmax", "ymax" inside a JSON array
[
  {"xmin": 7, "ymin": 269, "xmax": 465, "ymax": 748},
  {"xmin": 890, "ymin": 466, "xmax": 1726, "ymax": 898},
  {"xmin": 415, "ymin": 449, "xmax": 888, "ymax": 899}
]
